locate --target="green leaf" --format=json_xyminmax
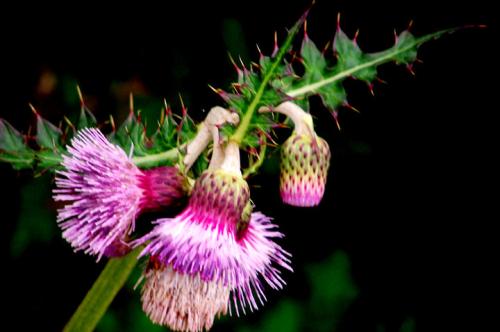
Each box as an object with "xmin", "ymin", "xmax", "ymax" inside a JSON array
[
  {"xmin": 301, "ymin": 36, "xmax": 326, "ymax": 79},
  {"xmin": 288, "ymin": 28, "xmax": 457, "ymax": 98},
  {"xmin": 334, "ymin": 29, "xmax": 377, "ymax": 82},
  {"xmin": 0, "ymin": 119, "xmax": 35, "ymax": 169},
  {"xmin": 63, "ymin": 247, "xmax": 142, "ymax": 332},
  {"xmin": 37, "ymin": 149, "xmax": 64, "ymax": 169},
  {"xmin": 78, "ymin": 105, "xmax": 97, "ymax": 130},
  {"xmin": 36, "ymin": 114, "xmax": 62, "ymax": 149},
  {"xmin": 0, "ymin": 119, "xmax": 27, "ymax": 151}
]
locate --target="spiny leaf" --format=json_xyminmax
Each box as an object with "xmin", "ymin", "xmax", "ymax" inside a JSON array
[
  {"xmin": 227, "ymin": 11, "xmax": 308, "ymax": 147},
  {"xmin": 35, "ymin": 112, "xmax": 62, "ymax": 150},
  {"xmin": 0, "ymin": 119, "xmax": 27, "ymax": 151},
  {"xmin": 78, "ymin": 105, "xmax": 97, "ymax": 130},
  {"xmin": 37, "ymin": 150, "xmax": 64, "ymax": 170},
  {"xmin": 0, "ymin": 119, "xmax": 35, "ymax": 170},
  {"xmin": 287, "ymin": 27, "xmax": 458, "ymax": 118}
]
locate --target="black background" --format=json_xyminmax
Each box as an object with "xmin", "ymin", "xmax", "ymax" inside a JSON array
[{"xmin": 0, "ymin": 1, "xmax": 496, "ymax": 331}]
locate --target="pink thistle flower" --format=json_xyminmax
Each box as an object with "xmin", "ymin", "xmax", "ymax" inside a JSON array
[
  {"xmin": 137, "ymin": 142, "xmax": 291, "ymax": 330},
  {"xmin": 53, "ymin": 128, "xmax": 187, "ymax": 259},
  {"xmin": 261, "ymin": 101, "xmax": 331, "ymax": 207}
]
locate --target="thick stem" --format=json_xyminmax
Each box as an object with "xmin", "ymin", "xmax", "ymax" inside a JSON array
[
  {"xmin": 183, "ymin": 123, "xmax": 211, "ymax": 170},
  {"xmin": 184, "ymin": 106, "xmax": 239, "ymax": 171},
  {"xmin": 208, "ymin": 126, "xmax": 225, "ymax": 170},
  {"xmin": 132, "ymin": 147, "xmax": 181, "ymax": 168},
  {"xmin": 259, "ymin": 101, "xmax": 315, "ymax": 137},
  {"xmin": 220, "ymin": 141, "xmax": 241, "ymax": 175}
]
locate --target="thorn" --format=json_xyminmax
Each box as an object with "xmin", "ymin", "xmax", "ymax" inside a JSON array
[
  {"xmin": 407, "ymin": 19, "xmax": 414, "ymax": 31},
  {"xmin": 321, "ymin": 40, "xmax": 331, "ymax": 55},
  {"xmin": 353, "ymin": 29, "xmax": 360, "ymax": 45},
  {"xmin": 163, "ymin": 98, "xmax": 171, "ymax": 115},
  {"xmin": 63, "ymin": 116, "xmax": 75, "ymax": 130},
  {"xmin": 178, "ymin": 93, "xmax": 187, "ymax": 115},
  {"xmin": 272, "ymin": 31, "xmax": 279, "ymax": 57},
  {"xmin": 129, "ymin": 92, "xmax": 134, "ymax": 115},
  {"xmin": 208, "ymin": 84, "xmax": 230, "ymax": 101},
  {"xmin": 76, "ymin": 85, "xmax": 84, "ymax": 107},
  {"xmin": 256, "ymin": 44, "xmax": 263, "ymax": 60},
  {"xmin": 228, "ymin": 52, "xmax": 242, "ymax": 74},
  {"xmin": 406, "ymin": 64, "xmax": 416, "ymax": 76},
  {"xmin": 163, "ymin": 99, "xmax": 172, "ymax": 116},
  {"xmin": 367, "ymin": 83, "xmax": 375, "ymax": 96},
  {"xmin": 28, "ymin": 103, "xmax": 38, "ymax": 115},
  {"xmin": 332, "ymin": 110, "xmax": 341, "ymax": 130},
  {"xmin": 415, "ymin": 58, "xmax": 424, "ymax": 64},
  {"xmin": 238, "ymin": 56, "xmax": 248, "ymax": 72},
  {"xmin": 343, "ymin": 102, "xmax": 360, "ymax": 113},
  {"xmin": 376, "ymin": 77, "xmax": 388, "ymax": 85},
  {"xmin": 394, "ymin": 29, "xmax": 399, "ymax": 44},
  {"xmin": 336, "ymin": 12, "xmax": 341, "ymax": 31},
  {"xmin": 109, "ymin": 115, "xmax": 116, "ymax": 132},
  {"xmin": 159, "ymin": 107, "xmax": 165, "ymax": 126},
  {"xmin": 208, "ymin": 84, "xmax": 218, "ymax": 94},
  {"xmin": 304, "ymin": 20, "xmax": 309, "ymax": 39}
]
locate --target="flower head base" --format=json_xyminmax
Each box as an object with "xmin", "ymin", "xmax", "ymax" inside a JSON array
[
  {"xmin": 53, "ymin": 128, "xmax": 187, "ymax": 259},
  {"xmin": 280, "ymin": 133, "xmax": 330, "ymax": 207},
  {"xmin": 260, "ymin": 101, "xmax": 331, "ymax": 207},
  {"xmin": 137, "ymin": 141, "xmax": 292, "ymax": 328},
  {"xmin": 141, "ymin": 257, "xmax": 229, "ymax": 332}
]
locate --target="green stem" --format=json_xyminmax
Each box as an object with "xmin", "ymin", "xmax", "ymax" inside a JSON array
[
  {"xmin": 287, "ymin": 29, "xmax": 453, "ymax": 98},
  {"xmin": 230, "ymin": 19, "xmax": 303, "ymax": 145},
  {"xmin": 132, "ymin": 147, "xmax": 181, "ymax": 168},
  {"xmin": 243, "ymin": 139, "xmax": 267, "ymax": 179},
  {"xmin": 63, "ymin": 247, "xmax": 142, "ymax": 332}
]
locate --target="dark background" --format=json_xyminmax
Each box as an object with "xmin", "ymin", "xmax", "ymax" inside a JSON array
[{"xmin": 0, "ymin": 1, "xmax": 496, "ymax": 331}]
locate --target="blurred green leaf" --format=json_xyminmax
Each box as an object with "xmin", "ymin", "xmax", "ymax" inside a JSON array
[
  {"xmin": 245, "ymin": 300, "xmax": 302, "ymax": 332},
  {"xmin": 305, "ymin": 251, "xmax": 358, "ymax": 332},
  {"xmin": 400, "ymin": 317, "xmax": 416, "ymax": 332},
  {"xmin": 10, "ymin": 175, "xmax": 57, "ymax": 256}
]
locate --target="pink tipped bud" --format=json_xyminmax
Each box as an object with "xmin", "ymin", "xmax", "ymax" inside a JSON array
[{"xmin": 260, "ymin": 102, "xmax": 331, "ymax": 206}]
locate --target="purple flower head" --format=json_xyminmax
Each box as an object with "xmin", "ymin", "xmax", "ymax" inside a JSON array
[
  {"xmin": 136, "ymin": 142, "xmax": 292, "ymax": 330},
  {"xmin": 53, "ymin": 128, "xmax": 187, "ymax": 260}
]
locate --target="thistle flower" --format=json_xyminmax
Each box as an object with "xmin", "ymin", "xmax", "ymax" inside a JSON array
[
  {"xmin": 53, "ymin": 128, "xmax": 187, "ymax": 259},
  {"xmin": 261, "ymin": 101, "xmax": 331, "ymax": 207},
  {"xmin": 137, "ymin": 141, "xmax": 291, "ymax": 331}
]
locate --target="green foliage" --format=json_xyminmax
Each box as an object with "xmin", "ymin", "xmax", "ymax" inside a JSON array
[
  {"xmin": 10, "ymin": 174, "xmax": 58, "ymax": 257},
  {"xmin": 0, "ymin": 97, "xmax": 199, "ymax": 172},
  {"xmin": 0, "ymin": 119, "xmax": 35, "ymax": 170},
  {"xmin": 216, "ymin": 18, "xmax": 456, "ymax": 151}
]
